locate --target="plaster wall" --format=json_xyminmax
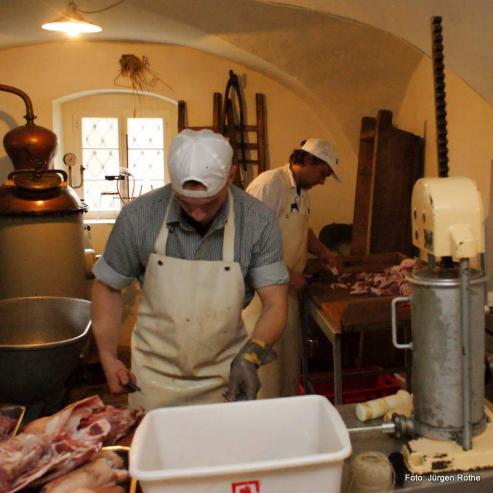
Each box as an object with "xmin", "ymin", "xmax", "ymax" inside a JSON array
[
  {"xmin": 396, "ymin": 56, "xmax": 493, "ymax": 211},
  {"xmin": 0, "ymin": 41, "xmax": 354, "ymax": 240}
]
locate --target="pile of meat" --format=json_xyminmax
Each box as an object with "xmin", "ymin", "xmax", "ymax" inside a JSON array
[
  {"xmin": 0, "ymin": 396, "xmax": 143, "ymax": 493},
  {"xmin": 330, "ymin": 258, "xmax": 417, "ymax": 297}
]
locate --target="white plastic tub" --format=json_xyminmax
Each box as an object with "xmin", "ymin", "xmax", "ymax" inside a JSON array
[{"xmin": 129, "ymin": 395, "xmax": 351, "ymax": 493}]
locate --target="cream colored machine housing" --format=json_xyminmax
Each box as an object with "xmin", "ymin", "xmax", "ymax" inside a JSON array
[{"xmin": 411, "ymin": 177, "xmax": 485, "ymax": 259}]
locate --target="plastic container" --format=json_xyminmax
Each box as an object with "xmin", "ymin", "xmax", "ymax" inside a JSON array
[
  {"xmin": 129, "ymin": 395, "xmax": 351, "ymax": 493},
  {"xmin": 299, "ymin": 366, "xmax": 402, "ymax": 404}
]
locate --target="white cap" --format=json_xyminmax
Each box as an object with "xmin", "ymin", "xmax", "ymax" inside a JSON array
[
  {"xmin": 301, "ymin": 138, "xmax": 341, "ymax": 182},
  {"xmin": 169, "ymin": 129, "xmax": 233, "ymax": 198}
]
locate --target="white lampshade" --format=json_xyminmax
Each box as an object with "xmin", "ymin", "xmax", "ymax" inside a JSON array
[{"xmin": 41, "ymin": 2, "xmax": 102, "ymax": 36}]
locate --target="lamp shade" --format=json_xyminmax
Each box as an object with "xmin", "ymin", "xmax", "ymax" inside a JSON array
[{"xmin": 41, "ymin": 2, "xmax": 102, "ymax": 36}]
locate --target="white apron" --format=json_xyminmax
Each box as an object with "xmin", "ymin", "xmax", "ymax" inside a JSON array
[
  {"xmin": 242, "ymin": 181, "xmax": 308, "ymax": 398},
  {"xmin": 129, "ymin": 191, "xmax": 248, "ymax": 410}
]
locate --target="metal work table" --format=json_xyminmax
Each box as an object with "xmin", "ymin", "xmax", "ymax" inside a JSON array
[
  {"xmin": 339, "ymin": 403, "xmax": 493, "ymax": 492},
  {"xmin": 301, "ymin": 289, "xmax": 411, "ymax": 405}
]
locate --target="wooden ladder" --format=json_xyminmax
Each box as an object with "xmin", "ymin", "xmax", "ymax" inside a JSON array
[{"xmin": 177, "ymin": 71, "xmax": 267, "ymax": 189}]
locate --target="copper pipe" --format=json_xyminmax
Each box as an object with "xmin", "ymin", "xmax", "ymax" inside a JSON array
[{"xmin": 0, "ymin": 84, "xmax": 36, "ymax": 124}]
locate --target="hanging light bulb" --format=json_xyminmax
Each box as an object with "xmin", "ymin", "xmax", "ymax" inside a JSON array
[{"xmin": 42, "ymin": 1, "xmax": 125, "ymax": 37}]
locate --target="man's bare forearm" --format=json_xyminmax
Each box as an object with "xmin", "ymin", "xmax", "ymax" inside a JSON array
[
  {"xmin": 251, "ymin": 283, "xmax": 288, "ymax": 346},
  {"xmin": 91, "ymin": 280, "xmax": 124, "ymax": 362},
  {"xmin": 307, "ymin": 228, "xmax": 331, "ymax": 257}
]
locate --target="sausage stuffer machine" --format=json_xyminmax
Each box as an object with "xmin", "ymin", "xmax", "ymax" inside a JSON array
[{"xmin": 390, "ymin": 177, "xmax": 489, "ymax": 451}]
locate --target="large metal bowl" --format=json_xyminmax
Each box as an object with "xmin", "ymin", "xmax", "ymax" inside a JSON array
[{"xmin": 0, "ymin": 297, "xmax": 91, "ymax": 404}]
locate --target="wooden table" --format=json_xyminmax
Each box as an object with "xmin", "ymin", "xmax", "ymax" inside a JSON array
[{"xmin": 301, "ymin": 265, "xmax": 411, "ymax": 405}]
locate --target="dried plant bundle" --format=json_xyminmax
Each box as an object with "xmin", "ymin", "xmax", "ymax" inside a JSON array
[{"xmin": 114, "ymin": 54, "xmax": 172, "ymax": 93}]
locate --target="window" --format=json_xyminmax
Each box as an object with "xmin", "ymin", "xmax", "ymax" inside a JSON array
[
  {"xmin": 60, "ymin": 92, "xmax": 177, "ymax": 219},
  {"xmin": 81, "ymin": 116, "xmax": 165, "ymax": 213}
]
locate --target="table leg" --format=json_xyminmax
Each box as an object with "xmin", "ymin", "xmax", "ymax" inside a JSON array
[
  {"xmin": 333, "ymin": 334, "xmax": 343, "ymax": 405},
  {"xmin": 299, "ymin": 293, "xmax": 310, "ymax": 394}
]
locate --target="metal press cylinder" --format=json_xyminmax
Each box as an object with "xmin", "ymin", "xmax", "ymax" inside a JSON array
[{"xmin": 409, "ymin": 268, "xmax": 487, "ymax": 441}]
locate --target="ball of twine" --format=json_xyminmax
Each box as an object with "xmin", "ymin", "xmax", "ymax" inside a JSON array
[{"xmin": 349, "ymin": 451, "xmax": 395, "ymax": 493}]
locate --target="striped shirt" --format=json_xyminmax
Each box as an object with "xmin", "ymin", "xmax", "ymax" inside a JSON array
[{"xmin": 93, "ymin": 185, "xmax": 289, "ymax": 303}]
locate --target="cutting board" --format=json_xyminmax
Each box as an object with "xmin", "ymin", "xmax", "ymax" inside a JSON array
[{"xmin": 305, "ymin": 253, "xmax": 411, "ymax": 333}]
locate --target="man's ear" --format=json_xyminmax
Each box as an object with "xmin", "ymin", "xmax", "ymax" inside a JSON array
[{"xmin": 227, "ymin": 164, "xmax": 238, "ymax": 185}]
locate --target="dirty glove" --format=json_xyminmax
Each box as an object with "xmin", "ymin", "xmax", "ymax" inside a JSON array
[{"xmin": 225, "ymin": 339, "xmax": 277, "ymax": 401}]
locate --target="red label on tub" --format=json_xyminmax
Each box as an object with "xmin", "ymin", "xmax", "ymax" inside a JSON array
[{"xmin": 231, "ymin": 480, "xmax": 260, "ymax": 493}]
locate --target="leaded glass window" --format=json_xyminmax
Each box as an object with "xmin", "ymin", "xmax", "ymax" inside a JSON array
[
  {"xmin": 81, "ymin": 116, "xmax": 165, "ymax": 215},
  {"xmin": 127, "ymin": 118, "xmax": 165, "ymax": 196}
]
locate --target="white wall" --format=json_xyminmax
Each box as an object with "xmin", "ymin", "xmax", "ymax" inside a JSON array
[
  {"xmin": 397, "ymin": 56, "xmax": 493, "ymax": 210},
  {"xmin": 0, "ymin": 41, "xmax": 355, "ymax": 240}
]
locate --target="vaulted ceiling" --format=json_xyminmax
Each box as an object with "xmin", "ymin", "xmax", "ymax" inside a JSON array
[{"xmin": 1, "ymin": 0, "xmax": 490, "ymax": 150}]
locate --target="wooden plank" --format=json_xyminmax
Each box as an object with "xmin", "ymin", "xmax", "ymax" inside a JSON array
[
  {"xmin": 256, "ymin": 93, "xmax": 267, "ymax": 173},
  {"xmin": 234, "ymin": 125, "xmax": 257, "ymax": 131},
  {"xmin": 351, "ymin": 116, "xmax": 376, "ymax": 255},
  {"xmin": 177, "ymin": 100, "xmax": 186, "ymax": 132},
  {"xmin": 318, "ymin": 295, "xmax": 410, "ymax": 332},
  {"xmin": 370, "ymin": 110, "xmax": 424, "ymax": 255},
  {"xmin": 212, "ymin": 92, "xmax": 222, "ymax": 133},
  {"xmin": 238, "ymin": 143, "xmax": 259, "ymax": 150}
]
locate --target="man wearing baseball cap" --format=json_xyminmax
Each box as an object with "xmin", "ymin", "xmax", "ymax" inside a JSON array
[
  {"xmin": 91, "ymin": 129, "xmax": 289, "ymax": 409},
  {"xmin": 244, "ymin": 138, "xmax": 341, "ymax": 398}
]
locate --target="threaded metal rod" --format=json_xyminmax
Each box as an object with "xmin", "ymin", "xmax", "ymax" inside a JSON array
[{"xmin": 431, "ymin": 16, "xmax": 449, "ymax": 178}]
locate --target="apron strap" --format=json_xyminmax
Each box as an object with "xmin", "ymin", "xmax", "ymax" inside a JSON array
[
  {"xmin": 222, "ymin": 190, "xmax": 235, "ymax": 263},
  {"xmin": 153, "ymin": 190, "xmax": 235, "ymax": 263},
  {"xmin": 153, "ymin": 198, "xmax": 173, "ymax": 255}
]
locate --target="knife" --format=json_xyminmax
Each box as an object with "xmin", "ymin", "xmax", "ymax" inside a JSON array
[{"xmin": 124, "ymin": 381, "xmax": 142, "ymax": 393}]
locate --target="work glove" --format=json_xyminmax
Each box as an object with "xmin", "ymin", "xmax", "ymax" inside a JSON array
[{"xmin": 225, "ymin": 339, "xmax": 277, "ymax": 401}]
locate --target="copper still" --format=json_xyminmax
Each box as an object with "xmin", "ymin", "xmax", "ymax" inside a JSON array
[
  {"xmin": 1, "ymin": 84, "xmax": 57, "ymax": 170},
  {"xmin": 0, "ymin": 85, "xmax": 92, "ymax": 299}
]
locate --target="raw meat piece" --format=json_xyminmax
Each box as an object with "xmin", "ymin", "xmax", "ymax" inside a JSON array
[
  {"xmin": 0, "ymin": 433, "xmax": 66, "ymax": 493},
  {"xmin": 79, "ymin": 407, "xmax": 144, "ymax": 445},
  {"xmin": 0, "ymin": 396, "xmax": 143, "ymax": 493},
  {"xmin": 41, "ymin": 450, "xmax": 128, "ymax": 493},
  {"xmin": 345, "ymin": 258, "xmax": 418, "ymax": 297},
  {"xmin": 25, "ymin": 396, "xmax": 105, "ymax": 437},
  {"xmin": 0, "ymin": 416, "xmax": 17, "ymax": 442}
]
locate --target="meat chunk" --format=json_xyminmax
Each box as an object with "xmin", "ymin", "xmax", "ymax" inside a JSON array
[
  {"xmin": 0, "ymin": 396, "xmax": 143, "ymax": 493},
  {"xmin": 41, "ymin": 450, "xmax": 128, "ymax": 493},
  {"xmin": 0, "ymin": 416, "xmax": 18, "ymax": 443}
]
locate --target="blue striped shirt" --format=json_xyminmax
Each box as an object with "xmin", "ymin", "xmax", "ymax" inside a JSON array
[{"xmin": 93, "ymin": 185, "xmax": 289, "ymax": 303}]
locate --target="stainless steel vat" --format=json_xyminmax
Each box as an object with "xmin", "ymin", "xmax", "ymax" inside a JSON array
[{"xmin": 0, "ymin": 297, "xmax": 91, "ymax": 404}]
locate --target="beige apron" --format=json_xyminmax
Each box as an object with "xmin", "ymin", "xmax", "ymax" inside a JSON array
[
  {"xmin": 243, "ymin": 176, "xmax": 309, "ymax": 398},
  {"xmin": 129, "ymin": 191, "xmax": 248, "ymax": 410}
]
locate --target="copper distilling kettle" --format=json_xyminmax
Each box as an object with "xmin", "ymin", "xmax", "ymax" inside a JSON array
[
  {"xmin": 0, "ymin": 84, "xmax": 93, "ymax": 300},
  {"xmin": 0, "ymin": 84, "xmax": 57, "ymax": 171}
]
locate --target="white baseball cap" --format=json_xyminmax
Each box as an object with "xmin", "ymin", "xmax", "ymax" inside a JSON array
[
  {"xmin": 301, "ymin": 138, "xmax": 341, "ymax": 182},
  {"xmin": 169, "ymin": 129, "xmax": 233, "ymax": 198}
]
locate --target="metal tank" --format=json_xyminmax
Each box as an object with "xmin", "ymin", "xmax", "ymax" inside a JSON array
[
  {"xmin": 407, "ymin": 268, "xmax": 487, "ymax": 441},
  {"xmin": 0, "ymin": 85, "xmax": 91, "ymax": 299}
]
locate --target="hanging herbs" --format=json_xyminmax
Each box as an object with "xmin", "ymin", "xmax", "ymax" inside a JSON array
[{"xmin": 114, "ymin": 54, "xmax": 172, "ymax": 93}]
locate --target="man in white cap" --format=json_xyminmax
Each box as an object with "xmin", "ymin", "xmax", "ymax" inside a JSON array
[
  {"xmin": 244, "ymin": 138, "xmax": 341, "ymax": 398},
  {"xmin": 91, "ymin": 129, "xmax": 289, "ymax": 410}
]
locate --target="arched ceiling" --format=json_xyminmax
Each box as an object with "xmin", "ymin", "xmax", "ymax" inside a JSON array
[{"xmin": 0, "ymin": 0, "xmax": 489, "ymax": 152}]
